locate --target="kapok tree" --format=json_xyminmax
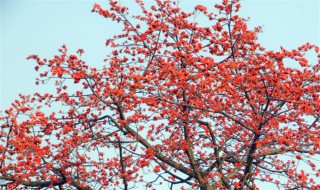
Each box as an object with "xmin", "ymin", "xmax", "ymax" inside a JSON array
[{"xmin": 1, "ymin": 0, "xmax": 319, "ymax": 189}]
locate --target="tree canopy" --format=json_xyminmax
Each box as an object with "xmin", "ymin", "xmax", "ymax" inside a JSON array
[{"xmin": 1, "ymin": 0, "xmax": 319, "ymax": 189}]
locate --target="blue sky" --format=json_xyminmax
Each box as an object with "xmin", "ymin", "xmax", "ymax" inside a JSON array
[{"xmin": 0, "ymin": 0, "xmax": 319, "ymax": 110}]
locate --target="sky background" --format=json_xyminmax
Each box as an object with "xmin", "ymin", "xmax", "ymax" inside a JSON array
[{"xmin": 0, "ymin": 0, "xmax": 319, "ymax": 110}]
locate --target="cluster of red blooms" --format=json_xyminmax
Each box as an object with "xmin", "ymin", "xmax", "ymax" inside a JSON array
[{"xmin": 1, "ymin": 0, "xmax": 319, "ymax": 189}]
